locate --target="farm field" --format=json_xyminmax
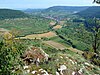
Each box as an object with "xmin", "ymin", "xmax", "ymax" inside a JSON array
[
  {"xmin": 19, "ymin": 31, "xmax": 57, "ymax": 39},
  {"xmin": 0, "ymin": 18, "xmax": 52, "ymax": 36},
  {"xmin": 43, "ymin": 40, "xmax": 67, "ymax": 50},
  {"xmin": 52, "ymin": 25, "xmax": 62, "ymax": 29},
  {"xmin": 0, "ymin": 28, "xmax": 8, "ymax": 32},
  {"xmin": 43, "ymin": 40, "xmax": 83, "ymax": 54},
  {"xmin": 49, "ymin": 21, "xmax": 56, "ymax": 26},
  {"xmin": 0, "ymin": 28, "xmax": 9, "ymax": 34}
]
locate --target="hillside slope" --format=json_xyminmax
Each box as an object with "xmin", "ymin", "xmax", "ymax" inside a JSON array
[
  {"xmin": 23, "ymin": 6, "xmax": 89, "ymax": 18},
  {"xmin": 44, "ymin": 6, "xmax": 89, "ymax": 12},
  {"xmin": 0, "ymin": 9, "xmax": 29, "ymax": 19},
  {"xmin": 76, "ymin": 6, "xmax": 100, "ymax": 18}
]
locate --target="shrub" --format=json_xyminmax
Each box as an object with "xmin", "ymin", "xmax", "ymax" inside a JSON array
[{"xmin": 83, "ymin": 51, "xmax": 100, "ymax": 66}]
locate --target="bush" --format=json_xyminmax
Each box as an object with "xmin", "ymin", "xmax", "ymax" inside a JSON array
[
  {"xmin": 0, "ymin": 36, "xmax": 27, "ymax": 74},
  {"xmin": 83, "ymin": 51, "xmax": 100, "ymax": 66},
  {"xmin": 92, "ymin": 58, "xmax": 100, "ymax": 66}
]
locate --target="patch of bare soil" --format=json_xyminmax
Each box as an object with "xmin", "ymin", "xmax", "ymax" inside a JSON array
[
  {"xmin": 53, "ymin": 25, "xmax": 62, "ymax": 29},
  {"xmin": 19, "ymin": 31, "xmax": 57, "ymax": 39},
  {"xmin": 50, "ymin": 21, "xmax": 56, "ymax": 26}
]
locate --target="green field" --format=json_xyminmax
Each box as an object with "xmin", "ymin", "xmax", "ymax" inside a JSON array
[{"xmin": 0, "ymin": 18, "xmax": 52, "ymax": 36}]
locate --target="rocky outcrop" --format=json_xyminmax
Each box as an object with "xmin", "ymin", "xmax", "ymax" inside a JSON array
[{"xmin": 21, "ymin": 46, "xmax": 49, "ymax": 65}]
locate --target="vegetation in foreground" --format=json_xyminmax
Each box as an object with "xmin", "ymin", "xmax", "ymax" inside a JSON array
[{"xmin": 0, "ymin": 30, "xmax": 100, "ymax": 75}]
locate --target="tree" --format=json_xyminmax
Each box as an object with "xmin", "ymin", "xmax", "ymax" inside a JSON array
[
  {"xmin": 0, "ymin": 31, "xmax": 27, "ymax": 74},
  {"xmin": 86, "ymin": 18, "xmax": 100, "ymax": 53},
  {"xmin": 93, "ymin": 0, "xmax": 100, "ymax": 4},
  {"xmin": 92, "ymin": 18, "xmax": 100, "ymax": 53}
]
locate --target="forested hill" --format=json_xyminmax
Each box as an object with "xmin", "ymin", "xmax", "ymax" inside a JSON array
[
  {"xmin": 43, "ymin": 6, "xmax": 89, "ymax": 12},
  {"xmin": 23, "ymin": 6, "xmax": 89, "ymax": 14},
  {"xmin": 0, "ymin": 9, "xmax": 29, "ymax": 19},
  {"xmin": 76, "ymin": 6, "xmax": 100, "ymax": 18}
]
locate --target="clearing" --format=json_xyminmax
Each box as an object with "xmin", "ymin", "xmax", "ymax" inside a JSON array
[
  {"xmin": 49, "ymin": 21, "xmax": 56, "ymax": 26},
  {"xmin": 53, "ymin": 25, "xmax": 62, "ymax": 29}
]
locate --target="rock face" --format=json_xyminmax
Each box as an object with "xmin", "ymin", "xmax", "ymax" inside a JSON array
[{"xmin": 21, "ymin": 46, "xmax": 49, "ymax": 65}]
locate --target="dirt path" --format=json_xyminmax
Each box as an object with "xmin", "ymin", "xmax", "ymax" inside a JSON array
[{"xmin": 43, "ymin": 41, "xmax": 83, "ymax": 54}]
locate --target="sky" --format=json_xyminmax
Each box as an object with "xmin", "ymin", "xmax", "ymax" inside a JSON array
[{"xmin": 0, "ymin": 0, "xmax": 99, "ymax": 9}]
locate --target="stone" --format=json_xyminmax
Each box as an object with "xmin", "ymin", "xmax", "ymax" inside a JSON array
[
  {"xmin": 23, "ymin": 66, "xmax": 29, "ymax": 69},
  {"xmin": 27, "ymin": 70, "xmax": 30, "ymax": 73},
  {"xmin": 31, "ymin": 70, "xmax": 37, "ymax": 74},
  {"xmin": 72, "ymin": 71, "xmax": 76, "ymax": 75},
  {"xmin": 56, "ymin": 71, "xmax": 60, "ymax": 75},
  {"xmin": 58, "ymin": 65, "xmax": 67, "ymax": 75}
]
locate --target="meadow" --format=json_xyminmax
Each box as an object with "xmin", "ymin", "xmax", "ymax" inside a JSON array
[{"xmin": 0, "ymin": 17, "xmax": 52, "ymax": 36}]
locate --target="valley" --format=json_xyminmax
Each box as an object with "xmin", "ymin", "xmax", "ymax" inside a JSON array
[{"xmin": 0, "ymin": 6, "xmax": 100, "ymax": 75}]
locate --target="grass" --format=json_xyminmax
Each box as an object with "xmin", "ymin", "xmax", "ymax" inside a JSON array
[
  {"xmin": 10, "ymin": 39, "xmax": 100, "ymax": 75},
  {"xmin": 0, "ymin": 18, "xmax": 52, "ymax": 36},
  {"xmin": 49, "ymin": 36, "xmax": 70, "ymax": 47},
  {"xmin": 66, "ymin": 37, "xmax": 90, "ymax": 51}
]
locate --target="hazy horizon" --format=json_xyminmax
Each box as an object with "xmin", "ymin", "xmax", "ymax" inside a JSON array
[{"xmin": 0, "ymin": 0, "xmax": 100, "ymax": 9}]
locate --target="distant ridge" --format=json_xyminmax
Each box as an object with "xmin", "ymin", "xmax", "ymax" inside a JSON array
[
  {"xmin": 0, "ymin": 9, "xmax": 29, "ymax": 19},
  {"xmin": 23, "ymin": 6, "xmax": 90, "ymax": 14},
  {"xmin": 23, "ymin": 8, "xmax": 43, "ymax": 13},
  {"xmin": 76, "ymin": 6, "xmax": 100, "ymax": 18},
  {"xmin": 44, "ymin": 6, "xmax": 90, "ymax": 12}
]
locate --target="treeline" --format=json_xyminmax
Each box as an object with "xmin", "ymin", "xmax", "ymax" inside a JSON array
[{"xmin": 0, "ymin": 9, "xmax": 29, "ymax": 20}]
